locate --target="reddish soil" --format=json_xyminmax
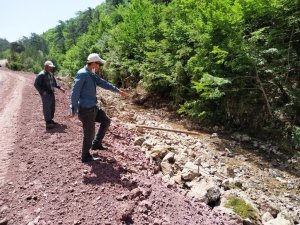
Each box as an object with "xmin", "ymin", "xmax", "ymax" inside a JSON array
[{"xmin": 0, "ymin": 68, "xmax": 239, "ymax": 225}]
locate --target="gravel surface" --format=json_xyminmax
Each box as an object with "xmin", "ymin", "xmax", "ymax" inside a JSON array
[{"xmin": 0, "ymin": 68, "xmax": 240, "ymax": 225}]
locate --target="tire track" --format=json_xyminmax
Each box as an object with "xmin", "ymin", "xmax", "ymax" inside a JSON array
[
  {"xmin": 0, "ymin": 70, "xmax": 15, "ymax": 113},
  {"xmin": 0, "ymin": 70, "xmax": 26, "ymax": 186}
]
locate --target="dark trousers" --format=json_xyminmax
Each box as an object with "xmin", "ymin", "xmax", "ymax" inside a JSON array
[
  {"xmin": 41, "ymin": 93, "xmax": 55, "ymax": 122},
  {"xmin": 78, "ymin": 106, "xmax": 111, "ymax": 158}
]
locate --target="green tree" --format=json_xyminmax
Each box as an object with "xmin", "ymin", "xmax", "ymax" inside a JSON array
[
  {"xmin": 107, "ymin": 0, "xmax": 162, "ymax": 86},
  {"xmin": 0, "ymin": 38, "xmax": 10, "ymax": 58}
]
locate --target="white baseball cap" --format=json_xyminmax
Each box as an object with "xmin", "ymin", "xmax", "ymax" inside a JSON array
[
  {"xmin": 87, "ymin": 53, "xmax": 106, "ymax": 65},
  {"xmin": 44, "ymin": 60, "xmax": 55, "ymax": 67}
]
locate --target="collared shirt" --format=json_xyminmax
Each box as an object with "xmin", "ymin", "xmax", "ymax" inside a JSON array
[
  {"xmin": 70, "ymin": 66, "xmax": 119, "ymax": 114},
  {"xmin": 48, "ymin": 73, "xmax": 55, "ymax": 91},
  {"xmin": 34, "ymin": 70, "xmax": 60, "ymax": 94}
]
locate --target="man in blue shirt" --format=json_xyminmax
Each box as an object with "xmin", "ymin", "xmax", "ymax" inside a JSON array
[
  {"xmin": 70, "ymin": 53, "xmax": 127, "ymax": 163},
  {"xmin": 34, "ymin": 61, "xmax": 65, "ymax": 129}
]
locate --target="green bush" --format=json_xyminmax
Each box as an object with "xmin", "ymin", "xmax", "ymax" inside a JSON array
[{"xmin": 7, "ymin": 62, "xmax": 23, "ymax": 71}]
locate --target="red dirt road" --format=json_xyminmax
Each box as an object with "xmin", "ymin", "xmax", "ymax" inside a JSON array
[
  {"xmin": 0, "ymin": 68, "xmax": 28, "ymax": 186},
  {"xmin": 0, "ymin": 68, "xmax": 239, "ymax": 225}
]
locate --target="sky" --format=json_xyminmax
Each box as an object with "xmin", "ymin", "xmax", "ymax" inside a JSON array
[{"xmin": 0, "ymin": 0, "xmax": 105, "ymax": 42}]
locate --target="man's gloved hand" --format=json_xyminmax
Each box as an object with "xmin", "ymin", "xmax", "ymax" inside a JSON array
[{"xmin": 119, "ymin": 89, "xmax": 129, "ymax": 97}]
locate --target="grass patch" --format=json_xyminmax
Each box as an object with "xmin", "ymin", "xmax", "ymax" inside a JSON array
[{"xmin": 224, "ymin": 196, "xmax": 259, "ymax": 220}]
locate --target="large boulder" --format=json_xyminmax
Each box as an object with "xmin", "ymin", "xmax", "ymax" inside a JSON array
[
  {"xmin": 181, "ymin": 161, "xmax": 200, "ymax": 181},
  {"xmin": 188, "ymin": 176, "xmax": 221, "ymax": 205}
]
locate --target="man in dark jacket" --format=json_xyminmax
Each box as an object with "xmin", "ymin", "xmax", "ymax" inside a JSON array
[
  {"xmin": 70, "ymin": 53, "xmax": 127, "ymax": 163},
  {"xmin": 34, "ymin": 61, "xmax": 65, "ymax": 129}
]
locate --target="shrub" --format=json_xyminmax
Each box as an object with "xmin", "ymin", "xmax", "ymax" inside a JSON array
[{"xmin": 7, "ymin": 62, "xmax": 23, "ymax": 71}]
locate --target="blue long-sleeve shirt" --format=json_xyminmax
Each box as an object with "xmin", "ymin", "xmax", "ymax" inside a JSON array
[{"xmin": 71, "ymin": 66, "xmax": 119, "ymax": 113}]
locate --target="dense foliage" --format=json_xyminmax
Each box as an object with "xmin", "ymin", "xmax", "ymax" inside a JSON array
[
  {"xmin": 0, "ymin": 38, "xmax": 10, "ymax": 58},
  {"xmin": 0, "ymin": 0, "xmax": 299, "ymax": 152}
]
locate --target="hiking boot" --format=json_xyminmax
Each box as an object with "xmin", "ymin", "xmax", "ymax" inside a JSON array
[
  {"xmin": 46, "ymin": 123, "xmax": 55, "ymax": 129},
  {"xmin": 50, "ymin": 120, "xmax": 58, "ymax": 125},
  {"xmin": 91, "ymin": 143, "xmax": 108, "ymax": 150},
  {"xmin": 82, "ymin": 156, "xmax": 101, "ymax": 163}
]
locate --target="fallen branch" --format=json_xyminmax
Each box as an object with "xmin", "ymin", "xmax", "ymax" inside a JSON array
[{"xmin": 136, "ymin": 125, "xmax": 200, "ymax": 135}]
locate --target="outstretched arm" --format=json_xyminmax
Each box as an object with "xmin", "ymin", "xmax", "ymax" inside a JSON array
[
  {"xmin": 53, "ymin": 76, "xmax": 66, "ymax": 92},
  {"xmin": 94, "ymin": 75, "xmax": 129, "ymax": 97},
  {"xmin": 94, "ymin": 75, "xmax": 120, "ymax": 93}
]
